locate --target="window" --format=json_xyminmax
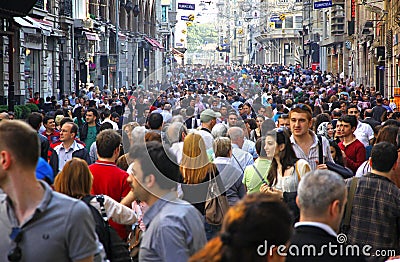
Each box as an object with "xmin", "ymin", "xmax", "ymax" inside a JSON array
[
  {"xmin": 285, "ymin": 16, "xmax": 293, "ymax": 28},
  {"xmin": 295, "ymin": 16, "xmax": 302, "ymax": 29},
  {"xmin": 162, "ymin": 6, "xmax": 167, "ymax": 22},
  {"xmin": 239, "ymin": 40, "xmax": 243, "ymax": 53}
]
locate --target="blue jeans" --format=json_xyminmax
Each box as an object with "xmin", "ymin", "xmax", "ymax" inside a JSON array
[{"xmin": 204, "ymin": 221, "xmax": 221, "ymax": 241}]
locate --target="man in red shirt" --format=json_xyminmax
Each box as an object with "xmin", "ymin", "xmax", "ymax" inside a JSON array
[
  {"xmin": 41, "ymin": 116, "xmax": 60, "ymax": 144},
  {"xmin": 90, "ymin": 129, "xmax": 131, "ymax": 240},
  {"xmin": 338, "ymin": 115, "xmax": 366, "ymax": 174}
]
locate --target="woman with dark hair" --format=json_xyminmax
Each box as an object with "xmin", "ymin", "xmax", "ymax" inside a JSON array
[
  {"xmin": 260, "ymin": 128, "xmax": 311, "ymax": 222},
  {"xmin": 244, "ymin": 118, "xmax": 257, "ymax": 140},
  {"xmin": 329, "ymin": 140, "xmax": 345, "ymax": 166},
  {"xmin": 189, "ymin": 193, "xmax": 292, "ymax": 262},
  {"xmin": 249, "ymin": 115, "xmax": 264, "ymax": 142},
  {"xmin": 73, "ymin": 106, "xmax": 85, "ymax": 138}
]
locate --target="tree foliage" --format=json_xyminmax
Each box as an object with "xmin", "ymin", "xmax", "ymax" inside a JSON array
[{"xmin": 187, "ymin": 23, "xmax": 218, "ymax": 52}]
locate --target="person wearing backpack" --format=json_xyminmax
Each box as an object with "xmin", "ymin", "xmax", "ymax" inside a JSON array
[{"xmin": 54, "ymin": 158, "xmax": 137, "ymax": 262}]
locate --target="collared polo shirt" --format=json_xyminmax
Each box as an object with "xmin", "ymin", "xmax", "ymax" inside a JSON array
[
  {"xmin": 140, "ymin": 192, "xmax": 206, "ymax": 262},
  {"xmin": 0, "ymin": 181, "xmax": 97, "ymax": 261},
  {"xmin": 290, "ymin": 131, "xmax": 334, "ymax": 171},
  {"xmin": 55, "ymin": 140, "xmax": 83, "ymax": 172}
]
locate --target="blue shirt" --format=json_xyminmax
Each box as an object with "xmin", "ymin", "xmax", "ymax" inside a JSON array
[{"xmin": 140, "ymin": 192, "xmax": 207, "ymax": 262}]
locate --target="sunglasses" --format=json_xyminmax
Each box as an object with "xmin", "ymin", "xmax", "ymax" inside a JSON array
[
  {"xmin": 278, "ymin": 114, "xmax": 289, "ymax": 119},
  {"xmin": 292, "ymin": 104, "xmax": 313, "ymax": 114},
  {"xmin": 8, "ymin": 227, "xmax": 23, "ymax": 262}
]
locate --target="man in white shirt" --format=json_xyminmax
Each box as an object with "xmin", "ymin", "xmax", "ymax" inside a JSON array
[
  {"xmin": 346, "ymin": 105, "xmax": 374, "ymax": 147},
  {"xmin": 101, "ymin": 108, "xmax": 119, "ymax": 130},
  {"xmin": 227, "ymin": 127, "xmax": 254, "ymax": 173}
]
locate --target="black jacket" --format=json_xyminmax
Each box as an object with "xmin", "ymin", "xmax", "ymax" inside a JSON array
[
  {"xmin": 38, "ymin": 133, "xmax": 49, "ymax": 161},
  {"xmin": 286, "ymin": 225, "xmax": 367, "ymax": 262},
  {"xmin": 80, "ymin": 122, "xmax": 101, "ymax": 142}
]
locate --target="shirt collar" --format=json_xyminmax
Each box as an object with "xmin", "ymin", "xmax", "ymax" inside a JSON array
[
  {"xmin": 295, "ymin": 221, "xmax": 337, "ymax": 237},
  {"xmin": 290, "ymin": 130, "xmax": 319, "ymax": 148},
  {"xmin": 5, "ymin": 180, "xmax": 53, "ymax": 227},
  {"xmin": 142, "ymin": 192, "xmax": 178, "ymax": 227}
]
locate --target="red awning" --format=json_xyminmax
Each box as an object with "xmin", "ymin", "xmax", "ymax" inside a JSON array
[
  {"xmin": 84, "ymin": 31, "xmax": 100, "ymax": 41},
  {"xmin": 144, "ymin": 36, "xmax": 164, "ymax": 51},
  {"xmin": 31, "ymin": 17, "xmax": 52, "ymax": 27},
  {"xmin": 152, "ymin": 38, "xmax": 164, "ymax": 50},
  {"xmin": 144, "ymin": 36, "xmax": 157, "ymax": 48},
  {"xmin": 172, "ymin": 48, "xmax": 184, "ymax": 57}
]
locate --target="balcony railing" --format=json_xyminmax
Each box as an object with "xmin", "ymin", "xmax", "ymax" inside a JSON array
[{"xmin": 60, "ymin": 0, "xmax": 72, "ymax": 17}]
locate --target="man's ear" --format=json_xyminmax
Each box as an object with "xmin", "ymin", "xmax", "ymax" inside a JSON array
[
  {"xmin": 0, "ymin": 151, "xmax": 12, "ymax": 171},
  {"xmin": 145, "ymin": 174, "xmax": 156, "ymax": 188}
]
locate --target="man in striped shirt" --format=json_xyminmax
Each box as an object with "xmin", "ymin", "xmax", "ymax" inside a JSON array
[{"xmin": 289, "ymin": 104, "xmax": 334, "ymax": 171}]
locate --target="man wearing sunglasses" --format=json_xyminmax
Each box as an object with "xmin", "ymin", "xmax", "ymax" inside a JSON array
[
  {"xmin": 289, "ymin": 104, "xmax": 334, "ymax": 171},
  {"xmin": 0, "ymin": 121, "xmax": 98, "ymax": 262}
]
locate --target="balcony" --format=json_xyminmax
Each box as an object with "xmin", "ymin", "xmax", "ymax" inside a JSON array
[{"xmin": 29, "ymin": 0, "xmax": 48, "ymax": 18}]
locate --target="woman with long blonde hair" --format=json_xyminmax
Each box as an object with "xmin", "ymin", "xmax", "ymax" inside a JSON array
[{"xmin": 180, "ymin": 132, "xmax": 223, "ymax": 240}]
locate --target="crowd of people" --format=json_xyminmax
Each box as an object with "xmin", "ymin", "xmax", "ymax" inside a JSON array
[{"xmin": 1, "ymin": 64, "xmax": 400, "ymax": 261}]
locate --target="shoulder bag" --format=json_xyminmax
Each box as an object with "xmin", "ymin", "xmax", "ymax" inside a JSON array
[{"xmin": 205, "ymin": 169, "xmax": 229, "ymax": 225}]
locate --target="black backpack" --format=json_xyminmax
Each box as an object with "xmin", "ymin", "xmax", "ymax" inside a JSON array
[{"xmin": 81, "ymin": 195, "xmax": 131, "ymax": 262}]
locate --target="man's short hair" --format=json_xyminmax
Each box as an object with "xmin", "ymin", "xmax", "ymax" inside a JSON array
[
  {"xmin": 43, "ymin": 116, "xmax": 54, "ymax": 125},
  {"xmin": 165, "ymin": 122, "xmax": 187, "ymax": 144},
  {"xmin": 148, "ymin": 113, "xmax": 163, "ymax": 129},
  {"xmin": 338, "ymin": 115, "xmax": 357, "ymax": 128},
  {"xmin": 0, "ymin": 120, "xmax": 39, "ymax": 168},
  {"xmin": 86, "ymin": 108, "xmax": 99, "ymax": 119},
  {"xmin": 26, "ymin": 112, "xmax": 43, "ymax": 130},
  {"xmin": 96, "ymin": 129, "xmax": 121, "ymax": 158},
  {"xmin": 346, "ymin": 104, "xmax": 359, "ymax": 114},
  {"xmin": 298, "ymin": 170, "xmax": 346, "ymax": 216},
  {"xmin": 371, "ymin": 142, "xmax": 398, "ymax": 172},
  {"xmin": 129, "ymin": 141, "xmax": 181, "ymax": 190}
]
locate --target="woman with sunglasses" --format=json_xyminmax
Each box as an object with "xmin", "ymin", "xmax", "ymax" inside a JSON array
[{"xmin": 260, "ymin": 128, "xmax": 311, "ymax": 222}]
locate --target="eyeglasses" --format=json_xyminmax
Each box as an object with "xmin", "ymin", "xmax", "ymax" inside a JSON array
[{"xmin": 8, "ymin": 227, "xmax": 23, "ymax": 262}]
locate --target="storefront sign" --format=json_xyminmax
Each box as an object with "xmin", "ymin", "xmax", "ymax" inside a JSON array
[
  {"xmin": 314, "ymin": 1, "xmax": 332, "ymax": 9},
  {"xmin": 351, "ymin": 0, "xmax": 356, "ymax": 19}
]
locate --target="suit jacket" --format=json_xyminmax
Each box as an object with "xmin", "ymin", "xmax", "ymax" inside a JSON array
[
  {"xmin": 286, "ymin": 225, "xmax": 367, "ymax": 262},
  {"xmin": 362, "ymin": 117, "xmax": 380, "ymax": 130}
]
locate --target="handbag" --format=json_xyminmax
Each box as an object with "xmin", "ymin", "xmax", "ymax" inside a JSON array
[
  {"xmin": 205, "ymin": 168, "xmax": 229, "ymax": 225},
  {"xmin": 317, "ymin": 135, "xmax": 354, "ymax": 179}
]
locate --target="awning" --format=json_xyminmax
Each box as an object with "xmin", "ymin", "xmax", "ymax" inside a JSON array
[
  {"xmin": 0, "ymin": 0, "xmax": 37, "ymax": 18},
  {"xmin": 144, "ymin": 36, "xmax": 165, "ymax": 51},
  {"xmin": 84, "ymin": 31, "xmax": 100, "ymax": 41},
  {"xmin": 13, "ymin": 17, "xmax": 41, "ymax": 34},
  {"xmin": 172, "ymin": 48, "xmax": 184, "ymax": 57},
  {"xmin": 144, "ymin": 36, "xmax": 157, "ymax": 49},
  {"xmin": 152, "ymin": 39, "xmax": 164, "ymax": 50},
  {"xmin": 23, "ymin": 16, "xmax": 52, "ymax": 36},
  {"xmin": 31, "ymin": 18, "xmax": 53, "ymax": 36}
]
